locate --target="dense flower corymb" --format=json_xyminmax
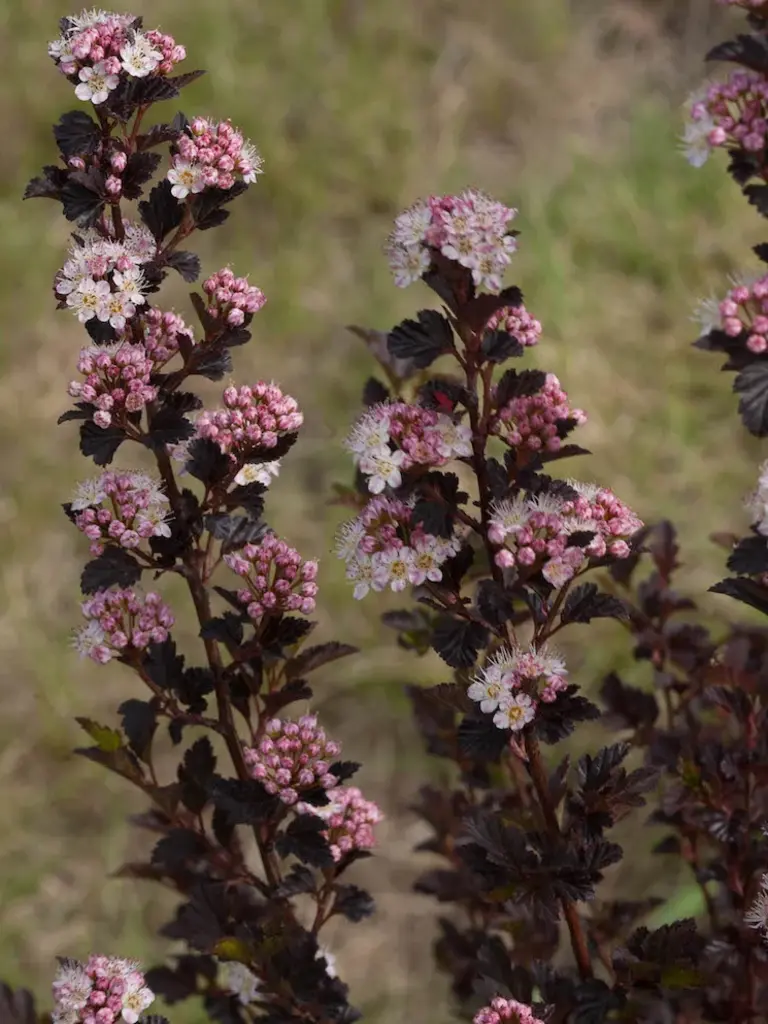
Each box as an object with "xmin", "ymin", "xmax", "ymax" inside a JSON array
[
  {"xmin": 202, "ymin": 267, "xmax": 267, "ymax": 327},
  {"xmin": 55, "ymin": 229, "xmax": 153, "ymax": 327},
  {"xmin": 468, "ymin": 643, "xmax": 568, "ymax": 731},
  {"xmin": 223, "ymin": 534, "xmax": 319, "ymax": 620},
  {"xmin": 195, "ymin": 382, "xmax": 303, "ymax": 465},
  {"xmin": 485, "ymin": 303, "xmax": 542, "ymax": 348},
  {"xmin": 491, "ymin": 372, "xmax": 586, "ymax": 454},
  {"xmin": 74, "ymin": 587, "xmax": 175, "ymax": 663},
  {"xmin": 168, "ymin": 116, "xmax": 263, "ymax": 197},
  {"xmin": 71, "ymin": 470, "xmax": 171, "ymax": 555},
  {"xmin": 682, "ymin": 73, "xmax": 768, "ymax": 168},
  {"xmin": 488, "ymin": 484, "xmax": 642, "ymax": 587},
  {"xmin": 52, "ymin": 954, "xmax": 154, "ymax": 1024},
  {"xmin": 692, "ymin": 270, "xmax": 768, "ymax": 354},
  {"xmin": 244, "ymin": 714, "xmax": 340, "ymax": 805},
  {"xmin": 344, "ymin": 401, "xmax": 472, "ymax": 493},
  {"xmin": 298, "ymin": 786, "xmax": 384, "ymax": 861},
  {"xmin": 49, "ymin": 10, "xmax": 185, "ymax": 95},
  {"xmin": 385, "ymin": 188, "xmax": 517, "ymax": 291},
  {"xmin": 335, "ymin": 495, "xmax": 463, "ymax": 599},
  {"xmin": 68, "ymin": 342, "xmax": 157, "ymax": 429},
  {"xmin": 473, "ymin": 996, "xmax": 545, "ymax": 1024}
]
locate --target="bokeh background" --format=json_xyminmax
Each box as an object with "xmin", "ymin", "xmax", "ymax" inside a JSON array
[{"xmin": 1, "ymin": 0, "xmax": 766, "ymax": 1019}]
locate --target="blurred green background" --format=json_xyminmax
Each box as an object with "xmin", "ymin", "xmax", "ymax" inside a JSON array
[{"xmin": 1, "ymin": 0, "xmax": 766, "ymax": 1020}]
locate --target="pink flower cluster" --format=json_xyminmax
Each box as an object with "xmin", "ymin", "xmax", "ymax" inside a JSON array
[
  {"xmin": 52, "ymin": 954, "xmax": 154, "ymax": 1024},
  {"xmin": 223, "ymin": 534, "xmax": 319, "ymax": 620},
  {"xmin": 336, "ymin": 495, "xmax": 463, "ymax": 599},
  {"xmin": 70, "ymin": 470, "xmax": 171, "ymax": 555},
  {"xmin": 74, "ymin": 587, "xmax": 175, "ymax": 663},
  {"xmin": 134, "ymin": 307, "xmax": 195, "ymax": 363},
  {"xmin": 468, "ymin": 644, "xmax": 568, "ymax": 730},
  {"xmin": 68, "ymin": 342, "xmax": 157, "ymax": 429},
  {"xmin": 345, "ymin": 401, "xmax": 472, "ymax": 494},
  {"xmin": 474, "ymin": 996, "xmax": 545, "ymax": 1024},
  {"xmin": 488, "ymin": 483, "xmax": 641, "ymax": 588},
  {"xmin": 48, "ymin": 11, "xmax": 185, "ymax": 105},
  {"xmin": 683, "ymin": 72, "xmax": 768, "ymax": 168},
  {"xmin": 202, "ymin": 267, "xmax": 267, "ymax": 328},
  {"xmin": 167, "ymin": 117, "xmax": 263, "ymax": 198},
  {"xmin": 385, "ymin": 188, "xmax": 518, "ymax": 292},
  {"xmin": 485, "ymin": 303, "xmax": 542, "ymax": 348},
  {"xmin": 244, "ymin": 714, "xmax": 340, "ymax": 806},
  {"xmin": 693, "ymin": 271, "xmax": 768, "ymax": 354},
  {"xmin": 56, "ymin": 229, "xmax": 152, "ymax": 329},
  {"xmin": 491, "ymin": 373, "xmax": 586, "ymax": 454},
  {"xmin": 196, "ymin": 382, "xmax": 303, "ymax": 464},
  {"xmin": 298, "ymin": 786, "xmax": 383, "ymax": 862}
]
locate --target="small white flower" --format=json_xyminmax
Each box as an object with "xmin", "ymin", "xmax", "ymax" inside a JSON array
[
  {"xmin": 71, "ymin": 476, "xmax": 108, "ymax": 511},
  {"xmin": 680, "ymin": 114, "xmax": 716, "ymax": 168},
  {"xmin": 238, "ymin": 141, "xmax": 265, "ymax": 183},
  {"xmin": 120, "ymin": 977, "xmax": 154, "ymax": 1024},
  {"xmin": 72, "ymin": 619, "xmax": 110, "ymax": 661},
  {"xmin": 335, "ymin": 518, "xmax": 366, "ymax": 561},
  {"xmin": 360, "ymin": 445, "xmax": 406, "ymax": 494},
  {"xmin": 488, "ymin": 496, "xmax": 529, "ymax": 541},
  {"xmin": 690, "ymin": 294, "xmax": 721, "ymax": 336},
  {"xmin": 234, "ymin": 460, "xmax": 281, "ymax": 487},
  {"xmin": 317, "ymin": 948, "xmax": 337, "ymax": 978},
  {"xmin": 346, "ymin": 556, "xmax": 376, "ymax": 600},
  {"xmin": 541, "ymin": 558, "xmax": 578, "ymax": 588},
  {"xmin": 407, "ymin": 535, "xmax": 445, "ymax": 585},
  {"xmin": 344, "ymin": 407, "xmax": 392, "ymax": 460},
  {"xmin": 493, "ymin": 692, "xmax": 535, "ymax": 731},
  {"xmin": 220, "ymin": 961, "xmax": 261, "ymax": 1006},
  {"xmin": 75, "ymin": 61, "xmax": 120, "ymax": 104},
  {"xmin": 123, "ymin": 222, "xmax": 157, "ymax": 264},
  {"xmin": 120, "ymin": 32, "xmax": 163, "ymax": 77},
  {"xmin": 435, "ymin": 415, "xmax": 473, "ymax": 459},
  {"xmin": 372, "ymin": 547, "xmax": 413, "ymax": 592},
  {"xmin": 113, "ymin": 266, "xmax": 146, "ymax": 306},
  {"xmin": 97, "ymin": 289, "xmax": 135, "ymax": 330},
  {"xmin": 136, "ymin": 505, "xmax": 172, "ymax": 539},
  {"xmin": 67, "ymin": 277, "xmax": 111, "ymax": 322},
  {"xmin": 386, "ymin": 242, "xmax": 431, "ymax": 288},
  {"xmin": 167, "ymin": 159, "xmax": 206, "ymax": 199},
  {"xmin": 467, "ymin": 676, "xmax": 513, "ymax": 714}
]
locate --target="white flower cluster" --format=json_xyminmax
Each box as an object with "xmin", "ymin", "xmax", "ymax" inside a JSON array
[
  {"xmin": 55, "ymin": 224, "xmax": 155, "ymax": 329},
  {"xmin": 385, "ymin": 188, "xmax": 518, "ymax": 292},
  {"xmin": 52, "ymin": 955, "xmax": 154, "ymax": 1024},
  {"xmin": 468, "ymin": 644, "xmax": 569, "ymax": 730},
  {"xmin": 344, "ymin": 402, "xmax": 472, "ymax": 495},
  {"xmin": 335, "ymin": 495, "xmax": 463, "ymax": 600}
]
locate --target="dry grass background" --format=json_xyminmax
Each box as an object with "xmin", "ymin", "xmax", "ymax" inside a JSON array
[{"xmin": 1, "ymin": 0, "xmax": 767, "ymax": 1020}]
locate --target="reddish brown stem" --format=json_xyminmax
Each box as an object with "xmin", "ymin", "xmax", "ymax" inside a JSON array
[{"xmin": 524, "ymin": 731, "xmax": 594, "ymax": 981}]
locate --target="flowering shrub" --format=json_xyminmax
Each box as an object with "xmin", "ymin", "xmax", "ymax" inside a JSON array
[
  {"xmin": 13, "ymin": 9, "xmax": 384, "ymax": 1024},
  {"xmin": 14, "ymin": 3, "xmax": 768, "ymax": 1024}
]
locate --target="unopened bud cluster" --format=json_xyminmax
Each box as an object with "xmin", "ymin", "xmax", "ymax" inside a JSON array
[
  {"xmin": 244, "ymin": 714, "xmax": 340, "ymax": 806},
  {"xmin": 335, "ymin": 495, "xmax": 463, "ymax": 599},
  {"xmin": 223, "ymin": 534, "xmax": 319, "ymax": 620},
  {"xmin": 473, "ymin": 997, "xmax": 545, "ymax": 1024},
  {"xmin": 491, "ymin": 373, "xmax": 586, "ymax": 454},
  {"xmin": 299, "ymin": 786, "xmax": 384, "ymax": 862},
  {"xmin": 196, "ymin": 382, "xmax": 303, "ymax": 464},
  {"xmin": 168, "ymin": 117, "xmax": 263, "ymax": 198},
  {"xmin": 345, "ymin": 401, "xmax": 472, "ymax": 494},
  {"xmin": 202, "ymin": 267, "xmax": 267, "ymax": 328},
  {"xmin": 70, "ymin": 470, "xmax": 170, "ymax": 555},
  {"xmin": 74, "ymin": 587, "xmax": 175, "ymax": 663}
]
